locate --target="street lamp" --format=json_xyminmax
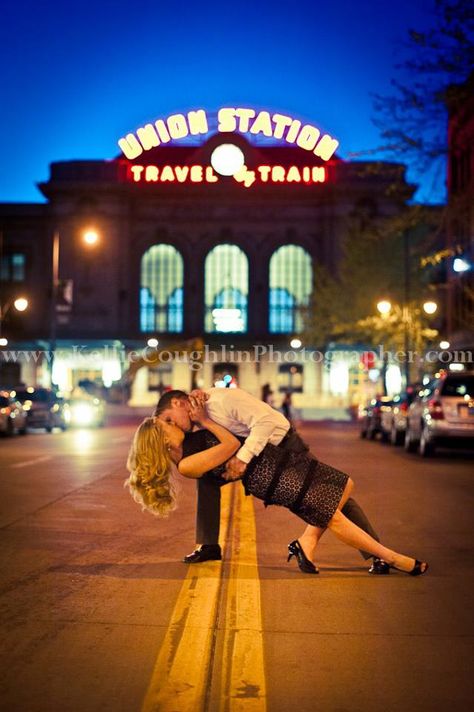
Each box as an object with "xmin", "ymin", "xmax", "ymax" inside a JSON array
[
  {"xmin": 422, "ymin": 300, "xmax": 438, "ymax": 315},
  {"xmin": 0, "ymin": 296, "xmax": 29, "ymax": 346},
  {"xmin": 50, "ymin": 227, "xmax": 101, "ymax": 386},
  {"xmin": 376, "ymin": 300, "xmax": 392, "ymax": 316}
]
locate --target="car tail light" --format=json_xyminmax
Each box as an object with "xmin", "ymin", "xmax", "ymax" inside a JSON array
[
  {"xmin": 1, "ymin": 407, "xmax": 11, "ymax": 415},
  {"xmin": 428, "ymin": 399, "xmax": 444, "ymax": 420},
  {"xmin": 399, "ymin": 402, "xmax": 409, "ymax": 412}
]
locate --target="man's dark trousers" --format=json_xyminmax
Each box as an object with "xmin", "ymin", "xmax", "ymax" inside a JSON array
[{"xmin": 196, "ymin": 429, "xmax": 379, "ymax": 559}]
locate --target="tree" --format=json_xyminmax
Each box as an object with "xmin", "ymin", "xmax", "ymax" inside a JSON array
[
  {"xmin": 372, "ymin": 0, "xmax": 474, "ymax": 193},
  {"xmin": 304, "ymin": 203, "xmax": 441, "ymax": 351}
]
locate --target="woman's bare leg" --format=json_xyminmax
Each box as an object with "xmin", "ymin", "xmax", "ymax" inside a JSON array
[
  {"xmin": 297, "ymin": 479, "xmax": 355, "ymax": 561},
  {"xmin": 327, "ymin": 509, "xmax": 425, "ymax": 572}
]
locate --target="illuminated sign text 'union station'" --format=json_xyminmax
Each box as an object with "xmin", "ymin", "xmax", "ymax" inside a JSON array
[{"xmin": 118, "ymin": 108, "xmax": 339, "ymax": 162}]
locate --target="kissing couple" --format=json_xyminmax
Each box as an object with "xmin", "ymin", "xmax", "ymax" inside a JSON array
[{"xmin": 125, "ymin": 386, "xmax": 428, "ymax": 576}]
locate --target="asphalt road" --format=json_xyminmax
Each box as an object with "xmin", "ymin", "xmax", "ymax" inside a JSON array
[{"xmin": 1, "ymin": 415, "xmax": 473, "ymax": 712}]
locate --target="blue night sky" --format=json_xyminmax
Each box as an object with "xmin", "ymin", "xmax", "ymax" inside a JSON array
[{"xmin": 1, "ymin": 0, "xmax": 442, "ymax": 204}]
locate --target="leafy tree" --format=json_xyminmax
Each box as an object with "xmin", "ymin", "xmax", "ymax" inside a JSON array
[{"xmin": 372, "ymin": 0, "xmax": 474, "ymax": 194}]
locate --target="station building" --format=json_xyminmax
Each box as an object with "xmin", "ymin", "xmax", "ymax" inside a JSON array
[{"xmin": 0, "ymin": 113, "xmax": 415, "ymax": 413}]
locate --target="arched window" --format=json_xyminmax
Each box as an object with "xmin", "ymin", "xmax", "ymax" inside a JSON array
[
  {"xmin": 205, "ymin": 245, "xmax": 248, "ymax": 333},
  {"xmin": 269, "ymin": 245, "xmax": 312, "ymax": 333},
  {"xmin": 140, "ymin": 245, "xmax": 184, "ymax": 333}
]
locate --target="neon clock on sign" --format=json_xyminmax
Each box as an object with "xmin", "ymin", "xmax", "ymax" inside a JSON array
[
  {"xmin": 118, "ymin": 108, "xmax": 339, "ymax": 162},
  {"xmin": 127, "ymin": 164, "xmax": 326, "ymax": 188}
]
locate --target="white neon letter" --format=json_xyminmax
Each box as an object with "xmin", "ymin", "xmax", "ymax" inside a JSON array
[
  {"xmin": 286, "ymin": 166, "xmax": 301, "ymax": 182},
  {"xmin": 130, "ymin": 165, "xmax": 144, "ymax": 181},
  {"xmin": 145, "ymin": 166, "xmax": 159, "ymax": 182},
  {"xmin": 167, "ymin": 114, "xmax": 189, "ymax": 140},
  {"xmin": 235, "ymin": 108, "xmax": 256, "ymax": 132},
  {"xmin": 155, "ymin": 119, "xmax": 171, "ymax": 143},
  {"xmin": 296, "ymin": 124, "xmax": 320, "ymax": 151},
  {"xmin": 137, "ymin": 124, "xmax": 160, "ymax": 150},
  {"xmin": 257, "ymin": 165, "xmax": 271, "ymax": 182},
  {"xmin": 205, "ymin": 166, "xmax": 219, "ymax": 182},
  {"xmin": 175, "ymin": 166, "xmax": 190, "ymax": 182},
  {"xmin": 271, "ymin": 114, "xmax": 293, "ymax": 139},
  {"xmin": 160, "ymin": 166, "xmax": 175, "ymax": 182},
  {"xmin": 118, "ymin": 133, "xmax": 143, "ymax": 159},
  {"xmin": 218, "ymin": 108, "xmax": 237, "ymax": 132},
  {"xmin": 314, "ymin": 134, "xmax": 339, "ymax": 160},
  {"xmin": 190, "ymin": 165, "xmax": 203, "ymax": 182},
  {"xmin": 188, "ymin": 109, "xmax": 209, "ymax": 136},
  {"xmin": 285, "ymin": 120, "xmax": 301, "ymax": 144},
  {"xmin": 249, "ymin": 111, "xmax": 273, "ymax": 137},
  {"xmin": 312, "ymin": 167, "xmax": 326, "ymax": 182},
  {"xmin": 271, "ymin": 166, "xmax": 286, "ymax": 182}
]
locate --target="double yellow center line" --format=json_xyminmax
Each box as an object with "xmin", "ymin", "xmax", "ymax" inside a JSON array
[{"xmin": 141, "ymin": 483, "xmax": 267, "ymax": 712}]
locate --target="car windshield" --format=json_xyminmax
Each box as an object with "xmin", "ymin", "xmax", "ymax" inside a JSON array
[{"xmin": 440, "ymin": 376, "xmax": 474, "ymax": 397}]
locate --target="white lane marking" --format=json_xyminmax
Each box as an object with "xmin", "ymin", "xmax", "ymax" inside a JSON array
[{"xmin": 11, "ymin": 456, "xmax": 52, "ymax": 469}]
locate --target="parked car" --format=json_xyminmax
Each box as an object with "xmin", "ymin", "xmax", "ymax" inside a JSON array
[
  {"xmin": 14, "ymin": 387, "xmax": 69, "ymax": 432},
  {"xmin": 380, "ymin": 387, "xmax": 418, "ymax": 446},
  {"xmin": 0, "ymin": 391, "xmax": 28, "ymax": 436},
  {"xmin": 359, "ymin": 396, "xmax": 393, "ymax": 440},
  {"xmin": 68, "ymin": 396, "xmax": 105, "ymax": 428},
  {"xmin": 405, "ymin": 372, "xmax": 474, "ymax": 456}
]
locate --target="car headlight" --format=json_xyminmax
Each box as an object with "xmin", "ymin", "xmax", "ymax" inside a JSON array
[{"xmin": 71, "ymin": 404, "xmax": 95, "ymax": 426}]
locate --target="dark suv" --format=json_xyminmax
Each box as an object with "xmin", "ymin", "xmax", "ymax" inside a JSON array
[{"xmin": 14, "ymin": 387, "xmax": 69, "ymax": 432}]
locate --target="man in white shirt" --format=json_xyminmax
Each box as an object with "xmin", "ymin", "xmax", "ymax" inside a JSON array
[{"xmin": 155, "ymin": 388, "xmax": 388, "ymax": 574}]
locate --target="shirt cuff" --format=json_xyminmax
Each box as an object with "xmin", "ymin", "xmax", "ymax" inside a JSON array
[{"xmin": 236, "ymin": 446, "xmax": 254, "ymax": 464}]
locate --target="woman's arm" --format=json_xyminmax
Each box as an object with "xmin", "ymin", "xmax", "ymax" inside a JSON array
[{"xmin": 178, "ymin": 398, "xmax": 240, "ymax": 479}]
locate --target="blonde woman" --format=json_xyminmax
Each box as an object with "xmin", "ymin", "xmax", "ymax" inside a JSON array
[{"xmin": 125, "ymin": 398, "xmax": 428, "ymax": 576}]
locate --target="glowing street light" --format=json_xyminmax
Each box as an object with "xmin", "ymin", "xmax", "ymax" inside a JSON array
[
  {"xmin": 13, "ymin": 297, "xmax": 28, "ymax": 312},
  {"xmin": 376, "ymin": 300, "xmax": 392, "ymax": 316},
  {"xmin": 83, "ymin": 229, "xmax": 100, "ymax": 246},
  {"xmin": 147, "ymin": 338, "xmax": 159, "ymax": 348},
  {"xmin": 290, "ymin": 338, "xmax": 302, "ymax": 349},
  {"xmin": 439, "ymin": 340, "xmax": 450, "ymax": 350},
  {"xmin": 422, "ymin": 300, "xmax": 438, "ymax": 315},
  {"xmin": 453, "ymin": 256, "xmax": 470, "ymax": 273}
]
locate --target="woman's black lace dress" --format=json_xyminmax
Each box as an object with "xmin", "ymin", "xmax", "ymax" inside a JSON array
[{"xmin": 182, "ymin": 429, "xmax": 349, "ymax": 528}]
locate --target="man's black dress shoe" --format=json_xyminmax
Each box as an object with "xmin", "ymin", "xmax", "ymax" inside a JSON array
[
  {"xmin": 183, "ymin": 544, "xmax": 222, "ymax": 564},
  {"xmin": 368, "ymin": 557, "xmax": 390, "ymax": 575}
]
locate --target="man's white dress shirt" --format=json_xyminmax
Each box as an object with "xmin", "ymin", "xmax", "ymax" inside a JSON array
[{"xmin": 204, "ymin": 387, "xmax": 290, "ymax": 464}]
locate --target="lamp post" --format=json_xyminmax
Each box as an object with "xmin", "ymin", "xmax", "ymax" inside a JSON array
[{"xmin": 49, "ymin": 228, "xmax": 100, "ymax": 387}]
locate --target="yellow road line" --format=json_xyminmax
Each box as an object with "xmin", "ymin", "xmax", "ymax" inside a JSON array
[
  {"xmin": 141, "ymin": 482, "xmax": 266, "ymax": 712},
  {"xmin": 141, "ymin": 485, "xmax": 233, "ymax": 712},
  {"xmin": 221, "ymin": 486, "xmax": 267, "ymax": 712}
]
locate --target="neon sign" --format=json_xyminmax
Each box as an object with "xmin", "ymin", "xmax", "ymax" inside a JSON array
[
  {"xmin": 118, "ymin": 108, "xmax": 339, "ymax": 162},
  {"xmin": 127, "ymin": 164, "xmax": 326, "ymax": 187}
]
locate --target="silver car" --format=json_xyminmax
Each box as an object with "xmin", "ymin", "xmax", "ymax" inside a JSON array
[
  {"xmin": 405, "ymin": 372, "xmax": 474, "ymax": 456},
  {"xmin": 380, "ymin": 387, "xmax": 417, "ymax": 446}
]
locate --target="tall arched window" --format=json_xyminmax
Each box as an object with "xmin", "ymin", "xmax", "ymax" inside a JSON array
[
  {"xmin": 269, "ymin": 245, "xmax": 312, "ymax": 333},
  {"xmin": 140, "ymin": 245, "xmax": 184, "ymax": 333},
  {"xmin": 205, "ymin": 245, "xmax": 248, "ymax": 333}
]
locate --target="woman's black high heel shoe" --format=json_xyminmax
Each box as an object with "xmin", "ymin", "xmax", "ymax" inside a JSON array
[
  {"xmin": 287, "ymin": 540, "xmax": 319, "ymax": 574},
  {"xmin": 392, "ymin": 559, "xmax": 429, "ymax": 576}
]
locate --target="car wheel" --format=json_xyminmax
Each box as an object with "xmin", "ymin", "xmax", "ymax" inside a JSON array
[
  {"xmin": 46, "ymin": 425, "xmax": 53, "ymax": 433},
  {"xmin": 360, "ymin": 427, "xmax": 367, "ymax": 439},
  {"xmin": 7, "ymin": 419, "xmax": 15, "ymax": 436},
  {"xmin": 404, "ymin": 426, "xmax": 417, "ymax": 453},
  {"xmin": 419, "ymin": 425, "xmax": 435, "ymax": 457}
]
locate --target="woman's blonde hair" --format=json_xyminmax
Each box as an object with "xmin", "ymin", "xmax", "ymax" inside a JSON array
[{"xmin": 124, "ymin": 417, "xmax": 177, "ymax": 517}]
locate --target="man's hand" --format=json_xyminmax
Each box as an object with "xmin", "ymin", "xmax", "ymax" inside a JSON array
[
  {"xmin": 223, "ymin": 456, "xmax": 247, "ymax": 481},
  {"xmin": 189, "ymin": 389, "xmax": 209, "ymax": 405}
]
